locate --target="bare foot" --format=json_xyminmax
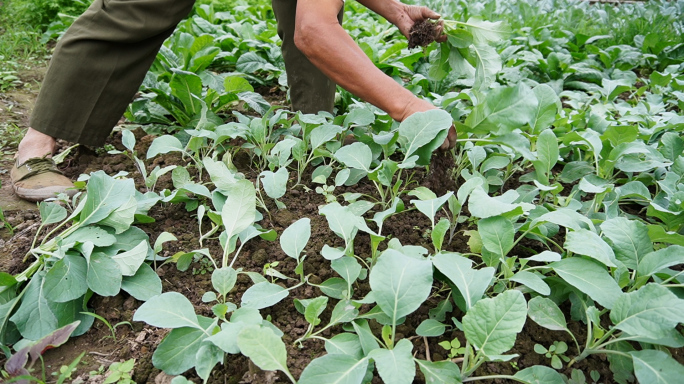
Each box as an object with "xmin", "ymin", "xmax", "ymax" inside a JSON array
[{"xmin": 15, "ymin": 128, "xmax": 57, "ymax": 165}]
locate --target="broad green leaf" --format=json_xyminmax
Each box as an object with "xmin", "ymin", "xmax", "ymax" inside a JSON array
[
  {"xmin": 551, "ymin": 258, "xmax": 622, "ymax": 309},
  {"xmin": 44, "ymin": 254, "xmax": 88, "ymax": 303},
  {"xmin": 195, "ymin": 343, "xmax": 223, "ymax": 382},
  {"xmin": 433, "ymin": 252, "xmax": 494, "ymax": 309},
  {"xmin": 221, "ymin": 179, "xmax": 256, "ymax": 245},
  {"xmin": 111, "ymin": 240, "xmax": 148, "ymax": 276},
  {"xmin": 527, "ymin": 296, "xmax": 568, "ymax": 332},
  {"xmin": 638, "ymin": 245, "xmax": 684, "ymax": 276},
  {"xmin": 304, "ymin": 296, "xmax": 328, "ymax": 326},
  {"xmin": 87, "ymin": 252, "xmax": 122, "ymax": 297},
  {"xmin": 369, "ymin": 339, "xmax": 415, "ymax": 384},
  {"xmin": 631, "ymin": 350, "xmax": 684, "ymax": 384},
  {"xmin": 463, "ymin": 290, "xmax": 527, "ymax": 356},
  {"xmin": 121, "ymin": 128, "xmax": 135, "ymax": 151},
  {"xmin": 352, "ymin": 319, "xmax": 380, "ymax": 355},
  {"xmin": 170, "ymin": 70, "xmax": 203, "ymax": 115},
  {"xmin": 478, "ymin": 216, "xmax": 514, "ymax": 257},
  {"xmin": 471, "ymin": 44, "xmax": 502, "ymax": 90},
  {"xmin": 298, "ymin": 354, "xmax": 368, "ymax": 384},
  {"xmin": 211, "ymin": 267, "xmax": 238, "ymax": 298},
  {"xmin": 533, "ymin": 129, "xmax": 559, "ymax": 183},
  {"xmin": 121, "ymin": 263, "xmax": 162, "ymax": 301},
  {"xmin": 63, "ymin": 226, "xmax": 116, "ymax": 247},
  {"xmin": 335, "ymin": 142, "xmax": 373, "ymax": 172},
  {"xmin": 206, "ymin": 322, "xmax": 245, "ymax": 354},
  {"xmin": 320, "ymin": 277, "xmax": 348, "ymax": 299},
  {"xmin": 432, "ymin": 218, "xmax": 450, "ymax": 252},
  {"xmin": 133, "ymin": 292, "xmax": 201, "ymax": 329},
  {"xmin": 415, "ymin": 359, "xmax": 462, "ymax": 384},
  {"xmin": 532, "ymin": 208, "xmax": 595, "ymax": 232},
  {"xmin": 280, "ymin": 218, "xmax": 311, "ymax": 260},
  {"xmin": 610, "ymin": 284, "xmax": 684, "ymax": 340},
  {"xmin": 238, "ymin": 92, "xmax": 270, "ymax": 115},
  {"xmin": 79, "ymin": 171, "xmax": 136, "ymax": 227},
  {"xmin": 529, "ymin": 84, "xmax": 560, "ymax": 133},
  {"xmin": 397, "ymin": 109, "xmax": 452, "ymax": 160},
  {"xmin": 369, "ymin": 250, "xmax": 433, "ymax": 324},
  {"xmin": 10, "ymin": 272, "xmax": 57, "ymax": 340},
  {"xmin": 601, "ymin": 218, "xmax": 652, "ymax": 270},
  {"xmin": 463, "ymin": 17, "xmax": 509, "ymax": 44},
  {"xmin": 39, "ymin": 202, "xmax": 67, "ymax": 225},
  {"xmin": 329, "ymin": 299, "xmax": 359, "ymax": 325},
  {"xmin": 416, "ymin": 319, "xmax": 446, "ymax": 337},
  {"xmin": 411, "ymin": 192, "xmax": 453, "ymax": 228},
  {"xmin": 237, "ymin": 326, "xmax": 290, "ymax": 375},
  {"xmin": 513, "ymin": 365, "xmax": 565, "ymax": 384},
  {"xmin": 325, "ymin": 333, "xmax": 363, "ymax": 358},
  {"xmin": 465, "ymin": 84, "xmax": 538, "ymax": 135},
  {"xmin": 311, "ymin": 124, "xmax": 344, "ymax": 149},
  {"xmin": 0, "ymin": 272, "xmax": 16, "ymax": 287},
  {"xmin": 151, "ymin": 317, "xmax": 213, "ymax": 375},
  {"xmin": 648, "ymin": 225, "xmax": 684, "ymax": 246},
  {"xmin": 240, "ymin": 282, "xmax": 288, "ymax": 310},
  {"xmin": 319, "ymin": 203, "xmax": 362, "ymax": 245},
  {"xmin": 510, "ymin": 271, "xmax": 550, "ymax": 295},
  {"xmin": 564, "ymin": 229, "xmax": 617, "ymax": 268},
  {"xmin": 146, "ymin": 135, "xmax": 184, "ymax": 159},
  {"xmin": 344, "ymin": 108, "xmax": 375, "ymax": 127},
  {"xmin": 468, "ymin": 188, "xmax": 527, "ymax": 219},
  {"xmin": 259, "ymin": 167, "xmax": 288, "ymax": 199},
  {"xmin": 332, "ymin": 256, "xmax": 362, "ymax": 286},
  {"xmin": 99, "ymin": 195, "xmax": 137, "ymax": 234},
  {"xmin": 224, "ymin": 76, "xmax": 253, "ymax": 93}
]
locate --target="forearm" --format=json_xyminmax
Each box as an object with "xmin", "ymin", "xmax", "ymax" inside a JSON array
[
  {"xmin": 355, "ymin": 0, "xmax": 403, "ymax": 25},
  {"xmin": 294, "ymin": 0, "xmax": 429, "ymax": 121}
]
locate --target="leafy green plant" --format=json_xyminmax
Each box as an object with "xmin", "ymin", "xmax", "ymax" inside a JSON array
[
  {"xmin": 102, "ymin": 359, "xmax": 135, "ymax": 384},
  {"xmin": 534, "ymin": 341, "xmax": 570, "ymax": 370}
]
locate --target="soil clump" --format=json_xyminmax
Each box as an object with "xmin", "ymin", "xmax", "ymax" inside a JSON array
[{"xmin": 408, "ymin": 20, "xmax": 440, "ymax": 49}]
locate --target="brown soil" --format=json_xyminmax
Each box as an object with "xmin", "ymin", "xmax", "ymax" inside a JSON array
[{"xmin": 408, "ymin": 20, "xmax": 439, "ymax": 49}]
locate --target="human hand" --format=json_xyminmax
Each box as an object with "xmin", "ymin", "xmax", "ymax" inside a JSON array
[{"xmin": 391, "ymin": 4, "xmax": 447, "ymax": 43}]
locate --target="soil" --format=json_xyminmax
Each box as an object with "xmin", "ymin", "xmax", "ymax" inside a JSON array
[
  {"xmin": 1, "ymin": 66, "xmax": 679, "ymax": 384},
  {"xmin": 408, "ymin": 20, "xmax": 439, "ymax": 49}
]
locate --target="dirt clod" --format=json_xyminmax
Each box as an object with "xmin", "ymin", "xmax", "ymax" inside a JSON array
[{"xmin": 408, "ymin": 20, "xmax": 440, "ymax": 49}]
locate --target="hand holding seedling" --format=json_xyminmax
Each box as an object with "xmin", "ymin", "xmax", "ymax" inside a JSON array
[{"xmin": 296, "ymin": 0, "xmax": 455, "ymax": 150}]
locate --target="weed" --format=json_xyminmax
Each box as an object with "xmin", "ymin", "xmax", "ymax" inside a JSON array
[
  {"xmin": 103, "ymin": 359, "xmax": 135, "ymax": 384},
  {"xmin": 534, "ymin": 341, "xmax": 570, "ymax": 370}
]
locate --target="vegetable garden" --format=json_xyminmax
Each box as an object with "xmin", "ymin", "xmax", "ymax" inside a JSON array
[{"xmin": 1, "ymin": 0, "xmax": 684, "ymax": 383}]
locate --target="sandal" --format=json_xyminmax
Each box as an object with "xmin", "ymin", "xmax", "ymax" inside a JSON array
[{"xmin": 10, "ymin": 157, "xmax": 76, "ymax": 202}]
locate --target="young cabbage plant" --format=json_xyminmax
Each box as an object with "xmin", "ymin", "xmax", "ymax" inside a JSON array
[
  {"xmin": 280, "ymin": 218, "xmax": 311, "ymax": 282},
  {"xmin": 410, "ymin": 190, "xmax": 453, "ymax": 253},
  {"xmin": 430, "ymin": 18, "xmax": 509, "ymax": 91},
  {"xmin": 110, "ymin": 128, "xmax": 177, "ymax": 193},
  {"xmin": 134, "ymin": 269, "xmax": 297, "ymax": 384},
  {"xmin": 0, "ymin": 172, "xmax": 163, "ymax": 345}
]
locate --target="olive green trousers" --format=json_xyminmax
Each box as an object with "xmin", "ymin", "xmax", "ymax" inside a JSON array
[{"xmin": 31, "ymin": 0, "xmax": 341, "ymax": 146}]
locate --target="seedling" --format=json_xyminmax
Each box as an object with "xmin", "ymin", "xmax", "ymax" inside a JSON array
[
  {"xmin": 438, "ymin": 338, "xmax": 467, "ymax": 359},
  {"xmin": 534, "ymin": 341, "xmax": 570, "ymax": 369},
  {"xmin": 103, "ymin": 359, "xmax": 135, "ymax": 384}
]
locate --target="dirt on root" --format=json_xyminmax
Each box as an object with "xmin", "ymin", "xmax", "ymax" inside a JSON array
[{"xmin": 408, "ymin": 20, "xmax": 440, "ymax": 49}]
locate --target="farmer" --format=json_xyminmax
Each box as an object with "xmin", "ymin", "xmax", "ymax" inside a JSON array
[{"xmin": 11, "ymin": 0, "xmax": 457, "ymax": 201}]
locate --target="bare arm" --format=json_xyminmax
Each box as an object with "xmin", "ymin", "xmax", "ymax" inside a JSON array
[{"xmin": 294, "ymin": 0, "xmax": 456, "ymax": 147}]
